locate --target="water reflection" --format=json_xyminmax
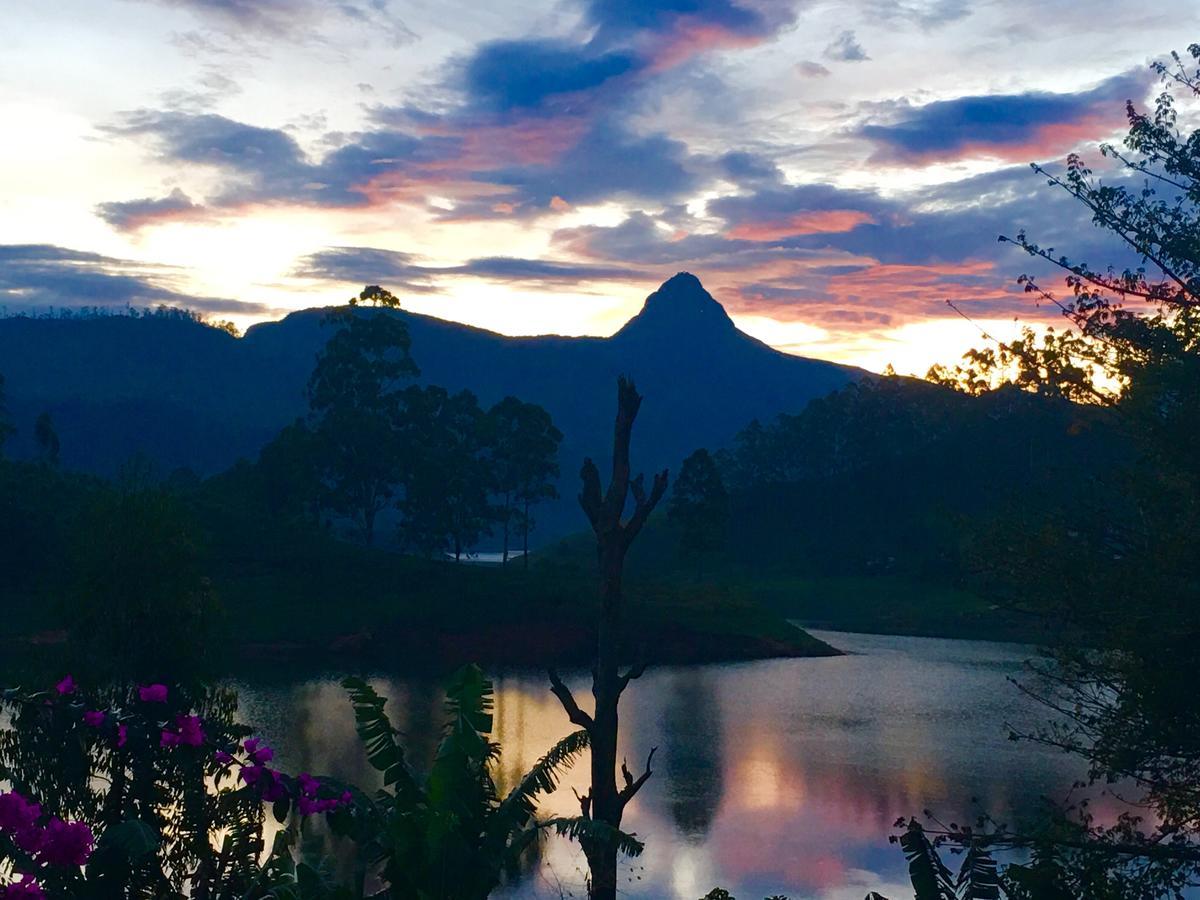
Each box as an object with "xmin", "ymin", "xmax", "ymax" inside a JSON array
[{"xmin": 232, "ymin": 631, "xmax": 1087, "ymax": 899}]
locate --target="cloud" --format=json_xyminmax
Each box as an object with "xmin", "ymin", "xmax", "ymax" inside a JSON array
[
  {"xmin": 716, "ymin": 150, "xmax": 784, "ymax": 186},
  {"xmin": 294, "ymin": 246, "xmax": 643, "ymax": 289},
  {"xmin": 550, "ymin": 160, "xmax": 1146, "ymax": 328},
  {"xmin": 130, "ymin": 0, "xmax": 415, "ymax": 44},
  {"xmin": 824, "ymin": 30, "xmax": 869, "ymax": 62},
  {"xmin": 460, "ymin": 39, "xmax": 640, "ymax": 113},
  {"xmin": 0, "ymin": 244, "xmax": 268, "ymax": 315},
  {"xmin": 584, "ymin": 0, "xmax": 798, "ymax": 60},
  {"xmin": 478, "ymin": 119, "xmax": 700, "ymax": 211},
  {"xmin": 95, "ymin": 188, "xmax": 205, "ymax": 231},
  {"xmin": 865, "ymin": 0, "xmax": 971, "ymax": 29},
  {"xmin": 858, "ymin": 71, "xmax": 1149, "ymax": 164},
  {"xmin": 101, "ymin": 110, "xmax": 461, "ymax": 220},
  {"xmin": 795, "ymin": 60, "xmax": 831, "ymax": 78}
]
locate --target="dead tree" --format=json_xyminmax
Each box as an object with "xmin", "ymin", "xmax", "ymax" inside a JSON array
[{"xmin": 548, "ymin": 376, "xmax": 669, "ymax": 900}]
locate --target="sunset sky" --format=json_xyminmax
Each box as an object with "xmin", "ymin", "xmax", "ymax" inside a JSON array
[{"xmin": 3, "ymin": 0, "xmax": 1196, "ymax": 373}]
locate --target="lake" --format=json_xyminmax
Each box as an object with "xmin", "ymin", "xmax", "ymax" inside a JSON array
[{"xmin": 232, "ymin": 630, "xmax": 1092, "ymax": 900}]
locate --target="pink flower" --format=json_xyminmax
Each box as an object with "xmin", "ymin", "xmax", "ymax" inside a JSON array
[
  {"xmin": 83, "ymin": 710, "xmax": 105, "ymax": 728},
  {"xmin": 2, "ymin": 874, "xmax": 46, "ymax": 898},
  {"xmin": 55, "ymin": 675, "xmax": 76, "ymax": 696},
  {"xmin": 36, "ymin": 818, "xmax": 94, "ymax": 867},
  {"xmin": 137, "ymin": 684, "xmax": 168, "ymax": 703}
]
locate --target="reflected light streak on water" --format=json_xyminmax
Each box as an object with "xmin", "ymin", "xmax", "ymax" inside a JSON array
[{"xmin": 232, "ymin": 631, "xmax": 1094, "ymax": 899}]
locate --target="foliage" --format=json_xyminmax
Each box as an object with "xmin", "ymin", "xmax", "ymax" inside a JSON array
[
  {"xmin": 900, "ymin": 42, "xmax": 1200, "ymax": 899},
  {"xmin": 873, "ymin": 813, "xmax": 1200, "ymax": 900},
  {"xmin": 32, "ymin": 413, "xmax": 58, "ymax": 467},
  {"xmin": 338, "ymin": 666, "xmax": 593, "ymax": 899},
  {"xmin": 306, "ymin": 303, "xmax": 420, "ymax": 546},
  {"xmin": 0, "ymin": 373, "xmax": 14, "ymax": 457},
  {"xmin": 253, "ymin": 418, "xmax": 323, "ymax": 523},
  {"xmin": 0, "ymin": 665, "xmax": 595, "ymax": 900},
  {"xmin": 0, "ymin": 678, "xmax": 286, "ymax": 898},
  {"xmin": 485, "ymin": 395, "xmax": 562, "ymax": 566},
  {"xmin": 60, "ymin": 477, "xmax": 223, "ymax": 682},
  {"xmin": 396, "ymin": 386, "xmax": 494, "ymax": 559},
  {"xmin": 668, "ymin": 448, "xmax": 729, "ymax": 568}
]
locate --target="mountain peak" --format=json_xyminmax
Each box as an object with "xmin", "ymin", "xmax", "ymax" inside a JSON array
[{"xmin": 615, "ymin": 272, "xmax": 736, "ymax": 341}]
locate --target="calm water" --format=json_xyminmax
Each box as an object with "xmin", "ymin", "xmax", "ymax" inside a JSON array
[{"xmin": 232, "ymin": 630, "xmax": 1093, "ymax": 900}]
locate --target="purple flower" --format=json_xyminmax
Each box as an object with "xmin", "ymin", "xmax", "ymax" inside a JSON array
[
  {"xmin": 83, "ymin": 710, "xmax": 105, "ymax": 728},
  {"xmin": 261, "ymin": 777, "xmax": 287, "ymax": 803},
  {"xmin": 177, "ymin": 715, "xmax": 205, "ymax": 747},
  {"xmin": 138, "ymin": 684, "xmax": 168, "ymax": 703},
  {"xmin": 36, "ymin": 818, "xmax": 94, "ymax": 867},
  {"xmin": 2, "ymin": 874, "xmax": 46, "ymax": 898},
  {"xmin": 54, "ymin": 675, "xmax": 76, "ymax": 696},
  {"xmin": 160, "ymin": 730, "xmax": 181, "ymax": 748},
  {"xmin": 239, "ymin": 765, "xmax": 264, "ymax": 786},
  {"xmin": 298, "ymin": 796, "xmax": 333, "ymax": 815},
  {"xmin": 116, "ymin": 724, "xmax": 128, "ymax": 748},
  {"xmin": 297, "ymin": 773, "xmax": 320, "ymax": 796},
  {"xmin": 243, "ymin": 738, "xmax": 274, "ymax": 764},
  {"xmin": 0, "ymin": 791, "xmax": 41, "ymax": 834},
  {"xmin": 214, "ymin": 750, "xmax": 234, "ymax": 765}
]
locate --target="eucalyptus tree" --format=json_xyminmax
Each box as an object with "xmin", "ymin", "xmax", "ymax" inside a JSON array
[
  {"xmin": 306, "ymin": 295, "xmax": 418, "ymax": 546},
  {"xmin": 485, "ymin": 396, "xmax": 562, "ymax": 567}
]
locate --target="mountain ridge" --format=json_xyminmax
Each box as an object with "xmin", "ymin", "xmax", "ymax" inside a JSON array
[{"xmin": 0, "ymin": 273, "xmax": 860, "ymax": 540}]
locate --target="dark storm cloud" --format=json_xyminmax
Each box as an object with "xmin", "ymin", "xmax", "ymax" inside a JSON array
[
  {"xmin": 858, "ymin": 71, "xmax": 1149, "ymax": 163},
  {"xmin": 0, "ymin": 245, "xmax": 268, "ymax": 315}
]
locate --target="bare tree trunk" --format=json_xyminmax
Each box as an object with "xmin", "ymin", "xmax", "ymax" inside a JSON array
[{"xmin": 549, "ymin": 377, "xmax": 668, "ymax": 900}]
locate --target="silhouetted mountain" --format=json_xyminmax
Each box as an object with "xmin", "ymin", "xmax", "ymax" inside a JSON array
[{"xmin": 0, "ymin": 273, "xmax": 857, "ymax": 540}]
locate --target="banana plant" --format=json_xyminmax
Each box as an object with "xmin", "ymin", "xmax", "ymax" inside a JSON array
[{"xmin": 337, "ymin": 665, "xmax": 608, "ymax": 900}]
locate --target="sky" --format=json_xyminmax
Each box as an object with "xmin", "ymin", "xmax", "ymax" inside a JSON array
[{"xmin": 2, "ymin": 0, "xmax": 1197, "ymax": 373}]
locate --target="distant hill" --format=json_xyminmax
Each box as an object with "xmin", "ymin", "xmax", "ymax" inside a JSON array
[{"xmin": 0, "ymin": 273, "xmax": 858, "ymax": 540}]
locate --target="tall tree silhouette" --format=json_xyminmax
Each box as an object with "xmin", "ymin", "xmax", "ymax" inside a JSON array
[
  {"xmin": 397, "ymin": 385, "xmax": 493, "ymax": 559},
  {"xmin": 486, "ymin": 396, "xmax": 562, "ymax": 567},
  {"xmin": 669, "ymin": 448, "xmax": 728, "ymax": 573},
  {"xmin": 548, "ymin": 376, "xmax": 668, "ymax": 900},
  {"xmin": 306, "ymin": 299, "xmax": 418, "ymax": 545}
]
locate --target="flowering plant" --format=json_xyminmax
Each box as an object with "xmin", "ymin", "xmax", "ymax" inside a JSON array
[{"xmin": 0, "ymin": 677, "xmax": 350, "ymax": 898}]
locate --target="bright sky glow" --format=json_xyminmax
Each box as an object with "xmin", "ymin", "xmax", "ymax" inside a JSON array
[{"xmin": 3, "ymin": 0, "xmax": 1198, "ymax": 372}]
